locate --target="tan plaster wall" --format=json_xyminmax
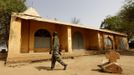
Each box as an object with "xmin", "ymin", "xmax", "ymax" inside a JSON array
[
  {"xmin": 123, "ymin": 37, "xmax": 129, "ymax": 50},
  {"xmin": 99, "ymin": 32, "xmax": 129, "ymax": 50},
  {"xmin": 7, "ymin": 17, "xmax": 22, "ymax": 58},
  {"xmin": 21, "ymin": 20, "xmax": 69, "ymax": 53},
  {"xmin": 72, "ymin": 27, "xmax": 99, "ymax": 50},
  {"xmin": 21, "ymin": 20, "xmax": 29, "ymax": 53},
  {"xmin": 29, "ymin": 21, "xmax": 55, "ymax": 52},
  {"xmin": 67, "ymin": 26, "xmax": 72, "ymax": 53},
  {"xmin": 114, "ymin": 36, "xmax": 129, "ymax": 50},
  {"xmin": 101, "ymin": 33, "xmax": 115, "ymax": 50},
  {"xmin": 98, "ymin": 32, "xmax": 104, "ymax": 50},
  {"xmin": 86, "ymin": 30, "xmax": 99, "ymax": 50},
  {"xmin": 7, "ymin": 17, "xmax": 129, "ymax": 63},
  {"xmin": 114, "ymin": 36, "xmax": 120, "ymax": 49},
  {"xmin": 55, "ymin": 25, "xmax": 68, "ymax": 52}
]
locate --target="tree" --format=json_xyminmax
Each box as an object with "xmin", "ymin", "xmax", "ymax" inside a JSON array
[
  {"xmin": 0, "ymin": 0, "xmax": 27, "ymax": 45},
  {"xmin": 119, "ymin": 0, "xmax": 134, "ymax": 39},
  {"xmin": 120, "ymin": 0, "xmax": 134, "ymax": 22},
  {"xmin": 100, "ymin": 16, "xmax": 122, "ymax": 31},
  {"xmin": 71, "ymin": 17, "xmax": 80, "ymax": 24},
  {"xmin": 100, "ymin": 0, "xmax": 134, "ymax": 40}
]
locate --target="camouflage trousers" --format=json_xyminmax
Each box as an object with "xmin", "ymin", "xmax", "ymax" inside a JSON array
[{"xmin": 51, "ymin": 54, "xmax": 66, "ymax": 69}]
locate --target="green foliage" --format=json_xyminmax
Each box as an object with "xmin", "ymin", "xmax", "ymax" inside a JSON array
[
  {"xmin": 100, "ymin": 0, "xmax": 134, "ymax": 40},
  {"xmin": 0, "ymin": 0, "xmax": 27, "ymax": 44},
  {"xmin": 100, "ymin": 16, "xmax": 122, "ymax": 31},
  {"xmin": 120, "ymin": 0, "xmax": 134, "ymax": 22},
  {"xmin": 119, "ymin": 0, "xmax": 134, "ymax": 39}
]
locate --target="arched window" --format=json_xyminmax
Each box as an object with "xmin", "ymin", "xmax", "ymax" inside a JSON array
[
  {"xmin": 34, "ymin": 29, "xmax": 51, "ymax": 48},
  {"xmin": 104, "ymin": 37, "xmax": 113, "ymax": 49}
]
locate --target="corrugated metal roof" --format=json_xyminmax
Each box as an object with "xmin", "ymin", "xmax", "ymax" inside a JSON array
[{"xmin": 12, "ymin": 12, "xmax": 127, "ymax": 37}]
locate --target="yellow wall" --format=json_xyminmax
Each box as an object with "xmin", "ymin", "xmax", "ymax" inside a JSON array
[
  {"xmin": 72, "ymin": 27, "xmax": 99, "ymax": 50},
  {"xmin": 98, "ymin": 32, "xmax": 104, "ymax": 50},
  {"xmin": 21, "ymin": 20, "xmax": 70, "ymax": 53},
  {"xmin": 86, "ymin": 30, "xmax": 99, "ymax": 50},
  {"xmin": 55, "ymin": 25, "xmax": 68, "ymax": 52},
  {"xmin": 67, "ymin": 26, "xmax": 72, "ymax": 53},
  {"xmin": 21, "ymin": 20, "xmax": 101, "ymax": 53},
  {"xmin": 104, "ymin": 33, "xmax": 115, "ymax": 49},
  {"xmin": 114, "ymin": 36, "xmax": 129, "ymax": 50},
  {"xmin": 98, "ymin": 32, "xmax": 129, "ymax": 50},
  {"xmin": 99, "ymin": 32, "xmax": 115, "ymax": 50},
  {"xmin": 7, "ymin": 16, "xmax": 22, "ymax": 58},
  {"xmin": 29, "ymin": 21, "xmax": 55, "ymax": 52},
  {"xmin": 21, "ymin": 20, "xmax": 29, "ymax": 53},
  {"xmin": 7, "ymin": 17, "xmax": 129, "ymax": 63},
  {"xmin": 21, "ymin": 20, "xmax": 129, "ymax": 52}
]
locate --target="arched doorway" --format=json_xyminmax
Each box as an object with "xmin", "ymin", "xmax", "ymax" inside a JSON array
[
  {"xmin": 34, "ymin": 29, "xmax": 51, "ymax": 52},
  {"xmin": 72, "ymin": 32, "xmax": 84, "ymax": 50},
  {"xmin": 104, "ymin": 37, "xmax": 113, "ymax": 50}
]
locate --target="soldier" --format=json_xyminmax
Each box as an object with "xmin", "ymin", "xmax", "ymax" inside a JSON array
[
  {"xmin": 49, "ymin": 32, "xmax": 67, "ymax": 70},
  {"xmin": 98, "ymin": 50, "xmax": 123, "ymax": 74}
]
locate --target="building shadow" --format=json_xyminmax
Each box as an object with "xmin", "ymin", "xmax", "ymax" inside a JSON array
[{"xmin": 118, "ymin": 50, "xmax": 134, "ymax": 56}]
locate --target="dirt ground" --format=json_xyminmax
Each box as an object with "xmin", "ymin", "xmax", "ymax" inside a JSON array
[{"xmin": 0, "ymin": 51, "xmax": 134, "ymax": 75}]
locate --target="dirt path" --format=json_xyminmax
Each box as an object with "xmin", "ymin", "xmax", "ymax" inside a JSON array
[{"xmin": 0, "ymin": 55, "xmax": 134, "ymax": 75}]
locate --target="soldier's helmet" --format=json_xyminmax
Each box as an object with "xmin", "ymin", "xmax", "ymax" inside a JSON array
[{"xmin": 53, "ymin": 32, "xmax": 58, "ymax": 36}]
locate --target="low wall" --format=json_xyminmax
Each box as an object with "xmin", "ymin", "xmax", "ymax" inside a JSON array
[{"xmin": 6, "ymin": 50, "xmax": 99, "ymax": 64}]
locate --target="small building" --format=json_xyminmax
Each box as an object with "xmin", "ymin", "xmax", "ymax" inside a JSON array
[{"xmin": 6, "ymin": 8, "xmax": 129, "ymax": 63}]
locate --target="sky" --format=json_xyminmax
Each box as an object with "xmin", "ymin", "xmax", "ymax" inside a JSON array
[{"xmin": 26, "ymin": 0, "xmax": 124, "ymax": 28}]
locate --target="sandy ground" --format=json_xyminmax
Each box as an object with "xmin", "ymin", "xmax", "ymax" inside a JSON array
[{"xmin": 0, "ymin": 54, "xmax": 134, "ymax": 75}]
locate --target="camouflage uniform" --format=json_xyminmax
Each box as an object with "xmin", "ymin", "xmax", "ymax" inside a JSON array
[{"xmin": 50, "ymin": 32, "xmax": 67, "ymax": 70}]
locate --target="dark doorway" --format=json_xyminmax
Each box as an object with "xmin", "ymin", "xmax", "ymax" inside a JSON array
[{"xmin": 72, "ymin": 32, "xmax": 84, "ymax": 50}]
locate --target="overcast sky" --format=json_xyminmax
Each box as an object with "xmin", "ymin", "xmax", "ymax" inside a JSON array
[{"xmin": 26, "ymin": 0, "xmax": 124, "ymax": 28}]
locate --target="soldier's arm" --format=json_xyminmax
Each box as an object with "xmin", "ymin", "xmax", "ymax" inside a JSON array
[
  {"xmin": 49, "ymin": 38, "xmax": 53, "ymax": 54},
  {"xmin": 59, "ymin": 49, "xmax": 62, "ymax": 55},
  {"xmin": 49, "ymin": 49, "xmax": 52, "ymax": 54},
  {"xmin": 50, "ymin": 43, "xmax": 54, "ymax": 54}
]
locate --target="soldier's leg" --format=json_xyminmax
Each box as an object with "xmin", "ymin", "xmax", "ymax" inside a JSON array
[
  {"xmin": 51, "ymin": 56, "xmax": 56, "ymax": 69},
  {"xmin": 56, "ymin": 56, "xmax": 67, "ymax": 70},
  {"xmin": 56, "ymin": 56, "xmax": 66, "ymax": 65}
]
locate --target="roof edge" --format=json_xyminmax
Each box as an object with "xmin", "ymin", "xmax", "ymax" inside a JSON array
[{"xmin": 11, "ymin": 12, "xmax": 127, "ymax": 37}]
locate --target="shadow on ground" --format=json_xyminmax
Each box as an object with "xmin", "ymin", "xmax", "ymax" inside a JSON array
[
  {"xmin": 91, "ymin": 68, "xmax": 108, "ymax": 74},
  {"xmin": 91, "ymin": 68, "xmax": 121, "ymax": 74},
  {"xmin": 118, "ymin": 50, "xmax": 134, "ymax": 56},
  {"xmin": 35, "ymin": 66, "xmax": 64, "ymax": 71},
  {"xmin": 35, "ymin": 66, "xmax": 51, "ymax": 71}
]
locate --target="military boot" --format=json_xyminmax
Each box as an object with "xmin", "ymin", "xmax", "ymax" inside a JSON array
[{"xmin": 63, "ymin": 64, "xmax": 67, "ymax": 70}]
